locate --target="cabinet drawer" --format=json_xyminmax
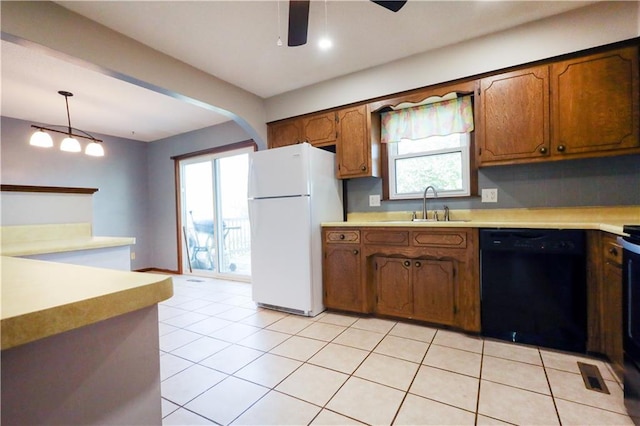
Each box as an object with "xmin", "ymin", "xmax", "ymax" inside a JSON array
[
  {"xmin": 412, "ymin": 230, "xmax": 467, "ymax": 248},
  {"xmin": 325, "ymin": 230, "xmax": 360, "ymax": 244},
  {"xmin": 363, "ymin": 230, "xmax": 409, "ymax": 246},
  {"xmin": 603, "ymin": 240, "xmax": 623, "ymax": 266}
]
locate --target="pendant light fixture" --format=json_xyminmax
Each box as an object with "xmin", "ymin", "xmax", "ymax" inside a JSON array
[
  {"xmin": 318, "ymin": 0, "xmax": 332, "ymax": 50},
  {"xmin": 29, "ymin": 90, "xmax": 105, "ymax": 157}
]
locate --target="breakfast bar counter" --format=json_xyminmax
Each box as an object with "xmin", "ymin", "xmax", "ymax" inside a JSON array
[{"xmin": 1, "ymin": 256, "xmax": 173, "ymax": 425}]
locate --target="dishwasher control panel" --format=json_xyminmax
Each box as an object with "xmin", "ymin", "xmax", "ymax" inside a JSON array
[{"xmin": 481, "ymin": 229, "xmax": 585, "ymax": 255}]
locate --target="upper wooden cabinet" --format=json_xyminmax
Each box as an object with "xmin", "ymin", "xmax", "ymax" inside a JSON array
[
  {"xmin": 301, "ymin": 112, "xmax": 338, "ymax": 147},
  {"xmin": 336, "ymin": 105, "xmax": 381, "ymax": 179},
  {"xmin": 478, "ymin": 45, "xmax": 640, "ymax": 166},
  {"xmin": 268, "ymin": 111, "xmax": 337, "ymax": 148},
  {"xmin": 267, "ymin": 106, "xmax": 380, "ymax": 179},
  {"xmin": 551, "ymin": 47, "xmax": 639, "ymax": 156},
  {"xmin": 478, "ymin": 65, "xmax": 550, "ymax": 163},
  {"xmin": 268, "ymin": 119, "xmax": 302, "ymax": 149}
]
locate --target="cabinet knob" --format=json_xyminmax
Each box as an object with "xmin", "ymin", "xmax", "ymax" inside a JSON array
[
  {"xmin": 360, "ymin": 165, "xmax": 367, "ymax": 171},
  {"xmin": 557, "ymin": 145, "xmax": 566, "ymax": 152},
  {"xmin": 539, "ymin": 146, "xmax": 548, "ymax": 154},
  {"xmin": 339, "ymin": 234, "xmax": 345, "ymax": 240},
  {"xmin": 404, "ymin": 260, "xmax": 411, "ymax": 267},
  {"xmin": 415, "ymin": 261, "xmax": 421, "ymax": 267},
  {"xmin": 609, "ymin": 247, "xmax": 618, "ymax": 256},
  {"xmin": 353, "ymin": 249, "xmax": 359, "ymax": 255}
]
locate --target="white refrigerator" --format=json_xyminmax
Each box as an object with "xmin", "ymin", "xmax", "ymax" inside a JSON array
[{"xmin": 248, "ymin": 143, "xmax": 343, "ymax": 316}]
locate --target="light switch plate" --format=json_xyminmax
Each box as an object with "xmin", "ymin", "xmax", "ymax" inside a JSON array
[
  {"xmin": 369, "ymin": 194, "xmax": 381, "ymax": 207},
  {"xmin": 482, "ymin": 188, "xmax": 498, "ymax": 203}
]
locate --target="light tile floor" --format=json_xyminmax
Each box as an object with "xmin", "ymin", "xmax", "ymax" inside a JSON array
[{"xmin": 159, "ymin": 275, "xmax": 638, "ymax": 425}]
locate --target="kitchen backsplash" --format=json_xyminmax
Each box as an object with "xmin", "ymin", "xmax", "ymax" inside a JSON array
[{"xmin": 346, "ymin": 153, "xmax": 640, "ymax": 213}]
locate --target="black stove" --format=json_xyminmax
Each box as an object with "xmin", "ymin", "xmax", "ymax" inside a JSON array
[{"xmin": 623, "ymin": 225, "xmax": 640, "ymax": 244}]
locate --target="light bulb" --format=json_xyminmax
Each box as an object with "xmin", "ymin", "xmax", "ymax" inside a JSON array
[
  {"xmin": 277, "ymin": 37, "xmax": 283, "ymax": 47},
  {"xmin": 29, "ymin": 129, "xmax": 54, "ymax": 148},
  {"xmin": 319, "ymin": 37, "xmax": 332, "ymax": 50},
  {"xmin": 60, "ymin": 136, "xmax": 81, "ymax": 153},
  {"xmin": 85, "ymin": 141, "xmax": 105, "ymax": 157}
]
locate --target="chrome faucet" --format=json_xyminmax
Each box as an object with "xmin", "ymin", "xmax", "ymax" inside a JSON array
[{"xmin": 422, "ymin": 185, "xmax": 438, "ymax": 220}]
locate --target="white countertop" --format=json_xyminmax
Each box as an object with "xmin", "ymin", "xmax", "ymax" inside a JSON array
[
  {"xmin": 323, "ymin": 206, "xmax": 638, "ymax": 237},
  {"xmin": 0, "ymin": 236, "xmax": 136, "ymax": 256},
  {"xmin": 1, "ymin": 256, "xmax": 173, "ymax": 350},
  {"xmin": 322, "ymin": 220, "xmax": 627, "ymax": 236}
]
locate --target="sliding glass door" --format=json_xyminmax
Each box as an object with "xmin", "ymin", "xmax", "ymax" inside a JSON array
[{"xmin": 179, "ymin": 146, "xmax": 252, "ymax": 280}]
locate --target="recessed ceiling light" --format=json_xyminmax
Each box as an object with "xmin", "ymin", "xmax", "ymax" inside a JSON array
[{"xmin": 319, "ymin": 37, "xmax": 332, "ymax": 50}]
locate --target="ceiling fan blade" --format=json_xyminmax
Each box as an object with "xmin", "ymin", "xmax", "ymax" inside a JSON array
[
  {"xmin": 288, "ymin": 0, "xmax": 310, "ymax": 47},
  {"xmin": 370, "ymin": 0, "xmax": 407, "ymax": 13}
]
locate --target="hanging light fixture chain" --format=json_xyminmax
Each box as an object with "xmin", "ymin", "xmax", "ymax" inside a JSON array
[{"xmin": 63, "ymin": 93, "xmax": 72, "ymax": 135}]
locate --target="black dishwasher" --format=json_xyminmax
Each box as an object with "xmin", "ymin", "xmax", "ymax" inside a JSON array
[{"xmin": 480, "ymin": 229, "xmax": 587, "ymax": 353}]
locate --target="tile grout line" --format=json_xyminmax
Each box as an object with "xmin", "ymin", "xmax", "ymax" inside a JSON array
[
  {"xmin": 539, "ymin": 347, "xmax": 563, "ymax": 426},
  {"xmin": 474, "ymin": 338, "xmax": 485, "ymax": 425}
]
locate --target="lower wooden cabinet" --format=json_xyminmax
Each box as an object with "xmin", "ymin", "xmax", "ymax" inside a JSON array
[
  {"xmin": 323, "ymin": 226, "xmax": 479, "ymax": 332},
  {"xmin": 375, "ymin": 257, "xmax": 456, "ymax": 326},
  {"xmin": 375, "ymin": 257, "xmax": 413, "ymax": 317},
  {"xmin": 412, "ymin": 259, "xmax": 456, "ymax": 325},
  {"xmin": 587, "ymin": 231, "xmax": 624, "ymax": 377},
  {"xmin": 322, "ymin": 229, "xmax": 368, "ymax": 313}
]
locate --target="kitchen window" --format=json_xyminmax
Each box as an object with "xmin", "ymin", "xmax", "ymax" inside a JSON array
[
  {"xmin": 388, "ymin": 133, "xmax": 471, "ymax": 199},
  {"xmin": 381, "ymin": 95, "xmax": 474, "ymax": 200}
]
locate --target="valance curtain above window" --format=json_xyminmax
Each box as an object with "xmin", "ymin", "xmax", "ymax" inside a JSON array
[{"xmin": 380, "ymin": 95, "xmax": 474, "ymax": 143}]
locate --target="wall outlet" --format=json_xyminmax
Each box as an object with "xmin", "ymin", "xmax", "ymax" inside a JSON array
[
  {"xmin": 369, "ymin": 194, "xmax": 381, "ymax": 207},
  {"xmin": 482, "ymin": 188, "xmax": 498, "ymax": 203},
  {"xmin": 130, "ymin": 252, "xmax": 136, "ymax": 260}
]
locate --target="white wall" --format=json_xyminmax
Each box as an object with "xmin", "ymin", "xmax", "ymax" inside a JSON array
[
  {"xmin": 1, "ymin": 192, "xmax": 93, "ymax": 226},
  {"xmin": 266, "ymin": 1, "xmax": 640, "ymax": 122},
  {"xmin": 1, "ymin": 1, "xmax": 268, "ymax": 148},
  {"xmin": 1, "ymin": 117, "xmax": 151, "ymax": 269},
  {"xmin": 147, "ymin": 121, "xmax": 252, "ymax": 272}
]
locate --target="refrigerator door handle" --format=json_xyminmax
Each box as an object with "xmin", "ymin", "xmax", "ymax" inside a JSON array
[
  {"xmin": 248, "ymin": 157, "xmax": 257, "ymax": 199},
  {"xmin": 248, "ymin": 200, "xmax": 257, "ymax": 238}
]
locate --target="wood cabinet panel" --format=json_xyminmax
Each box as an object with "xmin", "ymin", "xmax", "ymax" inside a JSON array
[
  {"xmin": 323, "ymin": 243, "xmax": 364, "ymax": 313},
  {"xmin": 412, "ymin": 259, "xmax": 456, "ymax": 326},
  {"xmin": 412, "ymin": 230, "xmax": 467, "ymax": 248},
  {"xmin": 551, "ymin": 46, "xmax": 639, "ymax": 155},
  {"xmin": 268, "ymin": 111, "xmax": 337, "ymax": 149},
  {"xmin": 478, "ymin": 66, "xmax": 550, "ymax": 164},
  {"xmin": 587, "ymin": 231, "xmax": 624, "ymax": 378},
  {"xmin": 601, "ymin": 233, "xmax": 624, "ymax": 373},
  {"xmin": 363, "ymin": 230, "xmax": 409, "ymax": 246},
  {"xmin": 375, "ymin": 257, "xmax": 413, "ymax": 317},
  {"xmin": 325, "ymin": 230, "xmax": 360, "ymax": 244},
  {"xmin": 268, "ymin": 120, "xmax": 302, "ymax": 149},
  {"xmin": 301, "ymin": 112, "xmax": 337, "ymax": 147},
  {"xmin": 336, "ymin": 105, "xmax": 380, "ymax": 178}
]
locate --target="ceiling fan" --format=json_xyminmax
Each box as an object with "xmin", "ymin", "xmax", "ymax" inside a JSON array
[{"xmin": 288, "ymin": 0, "xmax": 408, "ymax": 47}]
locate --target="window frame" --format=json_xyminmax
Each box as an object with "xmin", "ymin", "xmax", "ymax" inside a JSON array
[{"xmin": 386, "ymin": 133, "xmax": 472, "ymax": 200}]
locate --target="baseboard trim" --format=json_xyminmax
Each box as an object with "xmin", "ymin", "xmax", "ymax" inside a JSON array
[{"xmin": 134, "ymin": 267, "xmax": 180, "ymax": 275}]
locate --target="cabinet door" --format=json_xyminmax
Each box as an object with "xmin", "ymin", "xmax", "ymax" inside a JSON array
[
  {"xmin": 268, "ymin": 120, "xmax": 302, "ymax": 149},
  {"xmin": 323, "ymin": 244, "xmax": 364, "ymax": 313},
  {"xmin": 478, "ymin": 66, "xmax": 550, "ymax": 164},
  {"xmin": 412, "ymin": 259, "xmax": 456, "ymax": 326},
  {"xmin": 301, "ymin": 112, "xmax": 337, "ymax": 147},
  {"xmin": 601, "ymin": 235, "xmax": 624, "ymax": 372},
  {"xmin": 375, "ymin": 257, "xmax": 413, "ymax": 317},
  {"xmin": 337, "ymin": 105, "xmax": 377, "ymax": 178},
  {"xmin": 551, "ymin": 46, "xmax": 639, "ymax": 156}
]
